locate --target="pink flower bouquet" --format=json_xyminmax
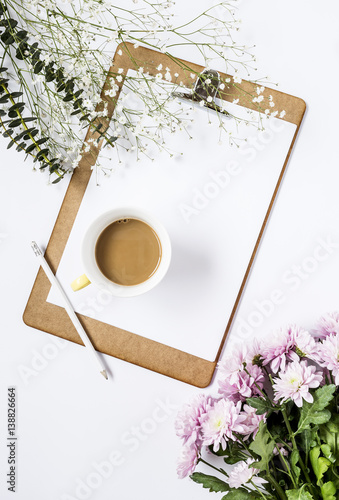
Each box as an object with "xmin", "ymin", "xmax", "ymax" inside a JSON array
[{"xmin": 176, "ymin": 314, "xmax": 339, "ymax": 499}]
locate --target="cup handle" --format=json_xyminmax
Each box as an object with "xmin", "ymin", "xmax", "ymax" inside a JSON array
[{"xmin": 71, "ymin": 274, "xmax": 91, "ymax": 291}]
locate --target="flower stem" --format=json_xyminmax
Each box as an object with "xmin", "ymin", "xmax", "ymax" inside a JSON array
[
  {"xmin": 266, "ymin": 472, "xmax": 287, "ymax": 500},
  {"xmin": 198, "ymin": 457, "xmax": 229, "ymax": 477},
  {"xmin": 281, "ymin": 407, "xmax": 312, "ymax": 485}
]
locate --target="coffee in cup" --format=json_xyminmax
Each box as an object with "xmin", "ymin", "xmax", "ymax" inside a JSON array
[
  {"xmin": 95, "ymin": 218, "xmax": 162, "ymax": 286},
  {"xmin": 71, "ymin": 208, "xmax": 171, "ymax": 297}
]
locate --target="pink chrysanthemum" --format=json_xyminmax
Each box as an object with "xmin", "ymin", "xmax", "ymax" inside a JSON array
[
  {"xmin": 218, "ymin": 344, "xmax": 248, "ymax": 383},
  {"xmin": 317, "ymin": 334, "xmax": 339, "ymax": 384},
  {"xmin": 313, "ymin": 312, "xmax": 339, "ymax": 339},
  {"xmin": 177, "ymin": 445, "xmax": 199, "ymax": 479},
  {"xmin": 246, "ymin": 338, "xmax": 264, "ymax": 366},
  {"xmin": 240, "ymin": 404, "xmax": 266, "ymax": 440},
  {"xmin": 228, "ymin": 458, "xmax": 267, "ymax": 489},
  {"xmin": 175, "ymin": 394, "xmax": 214, "ymax": 447},
  {"xmin": 294, "ymin": 328, "xmax": 318, "ymax": 359},
  {"xmin": 218, "ymin": 364, "xmax": 265, "ymax": 403},
  {"xmin": 262, "ymin": 325, "xmax": 310, "ymax": 373},
  {"xmin": 201, "ymin": 399, "xmax": 248, "ymax": 452},
  {"xmin": 272, "ymin": 360, "xmax": 323, "ymax": 407}
]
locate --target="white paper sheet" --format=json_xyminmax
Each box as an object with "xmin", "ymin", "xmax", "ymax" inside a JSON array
[{"xmin": 48, "ymin": 74, "xmax": 296, "ymax": 361}]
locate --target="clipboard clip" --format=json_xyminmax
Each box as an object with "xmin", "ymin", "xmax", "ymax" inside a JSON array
[{"xmin": 172, "ymin": 69, "xmax": 230, "ymax": 117}]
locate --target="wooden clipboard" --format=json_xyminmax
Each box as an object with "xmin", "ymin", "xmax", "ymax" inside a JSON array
[{"xmin": 23, "ymin": 42, "xmax": 306, "ymax": 387}]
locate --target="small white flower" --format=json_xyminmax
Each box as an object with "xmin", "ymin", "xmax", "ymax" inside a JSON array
[
  {"xmin": 269, "ymin": 101, "xmax": 275, "ymax": 107},
  {"xmin": 118, "ymin": 68, "xmax": 124, "ymax": 74},
  {"xmin": 233, "ymin": 98, "xmax": 239, "ymax": 104},
  {"xmin": 280, "ymin": 110, "xmax": 286, "ymax": 118},
  {"xmin": 116, "ymin": 75, "xmax": 123, "ymax": 82},
  {"xmin": 190, "ymin": 73, "xmax": 196, "ymax": 79},
  {"xmin": 157, "ymin": 64, "xmax": 163, "ymax": 71},
  {"xmin": 233, "ymin": 75, "xmax": 242, "ymax": 84},
  {"xmin": 219, "ymin": 83, "xmax": 225, "ymax": 90},
  {"xmin": 118, "ymin": 49, "xmax": 122, "ymax": 56},
  {"xmin": 207, "ymin": 96, "xmax": 212, "ymax": 103}
]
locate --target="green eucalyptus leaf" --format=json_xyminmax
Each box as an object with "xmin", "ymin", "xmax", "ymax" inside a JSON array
[
  {"xmin": 0, "ymin": 68, "xmax": 8, "ymax": 73},
  {"xmin": 74, "ymin": 89, "xmax": 83, "ymax": 98},
  {"xmin": 321, "ymin": 481, "xmax": 336, "ymax": 500},
  {"xmin": 16, "ymin": 141, "xmax": 26, "ymax": 151},
  {"xmin": 190, "ymin": 472, "xmax": 229, "ymax": 493},
  {"xmin": 103, "ymin": 135, "xmax": 118, "ymax": 147},
  {"xmin": 248, "ymin": 421, "xmax": 275, "ymax": 472},
  {"xmin": 0, "ymin": 109, "xmax": 5, "ymax": 116},
  {"xmin": 63, "ymin": 93, "xmax": 74, "ymax": 102},
  {"xmin": 34, "ymin": 60, "xmax": 44, "ymax": 74},
  {"xmin": 52, "ymin": 176, "xmax": 63, "ymax": 184},
  {"xmin": 35, "ymin": 148, "xmax": 49, "ymax": 160},
  {"xmin": 8, "ymin": 108, "xmax": 24, "ymax": 118},
  {"xmin": 16, "ymin": 41, "xmax": 29, "ymax": 60},
  {"xmin": 8, "ymin": 118, "xmax": 22, "ymax": 128},
  {"xmin": 1, "ymin": 32, "xmax": 15, "ymax": 45},
  {"xmin": 10, "ymin": 92, "xmax": 23, "ymax": 98},
  {"xmin": 15, "ymin": 30, "xmax": 28, "ymax": 41},
  {"xmin": 65, "ymin": 81, "xmax": 74, "ymax": 93},
  {"xmin": 0, "ymin": 18, "xmax": 18, "ymax": 29},
  {"xmin": 50, "ymin": 163, "xmax": 61, "ymax": 173},
  {"xmin": 7, "ymin": 139, "xmax": 15, "ymax": 149},
  {"xmin": 56, "ymin": 83, "xmax": 66, "ymax": 92},
  {"xmin": 73, "ymin": 98, "xmax": 83, "ymax": 109},
  {"xmin": 22, "ymin": 117, "xmax": 37, "ymax": 124},
  {"xmin": 8, "ymin": 102, "xmax": 25, "ymax": 112},
  {"xmin": 0, "ymin": 94, "xmax": 9, "ymax": 103},
  {"xmin": 3, "ymin": 129, "xmax": 13, "ymax": 137},
  {"xmin": 296, "ymin": 385, "xmax": 335, "ymax": 434},
  {"xmin": 25, "ymin": 143, "xmax": 37, "ymax": 153},
  {"xmin": 35, "ymin": 137, "xmax": 49, "ymax": 145},
  {"xmin": 23, "ymin": 128, "xmax": 39, "ymax": 140}
]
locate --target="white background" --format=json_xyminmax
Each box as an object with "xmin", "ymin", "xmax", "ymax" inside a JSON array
[{"xmin": 1, "ymin": 1, "xmax": 339, "ymax": 499}]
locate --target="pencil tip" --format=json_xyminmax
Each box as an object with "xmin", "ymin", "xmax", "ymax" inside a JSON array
[{"xmin": 101, "ymin": 370, "xmax": 108, "ymax": 380}]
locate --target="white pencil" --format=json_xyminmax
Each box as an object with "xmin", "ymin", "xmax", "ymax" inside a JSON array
[{"xmin": 31, "ymin": 241, "xmax": 108, "ymax": 380}]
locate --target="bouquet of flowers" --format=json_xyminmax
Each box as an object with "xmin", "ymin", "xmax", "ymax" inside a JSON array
[{"xmin": 176, "ymin": 312, "xmax": 339, "ymax": 499}]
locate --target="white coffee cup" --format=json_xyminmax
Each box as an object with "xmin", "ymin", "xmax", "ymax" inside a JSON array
[{"xmin": 71, "ymin": 207, "xmax": 171, "ymax": 297}]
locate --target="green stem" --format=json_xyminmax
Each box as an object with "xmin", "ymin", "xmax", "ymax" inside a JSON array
[
  {"xmin": 250, "ymin": 480, "xmax": 270, "ymax": 499},
  {"xmin": 281, "ymin": 408, "xmax": 312, "ymax": 484},
  {"xmin": 198, "ymin": 457, "xmax": 229, "ymax": 477},
  {"xmin": 266, "ymin": 472, "xmax": 287, "ymax": 500}
]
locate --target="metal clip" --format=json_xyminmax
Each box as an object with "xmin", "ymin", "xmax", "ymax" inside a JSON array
[{"xmin": 172, "ymin": 69, "xmax": 230, "ymax": 117}]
